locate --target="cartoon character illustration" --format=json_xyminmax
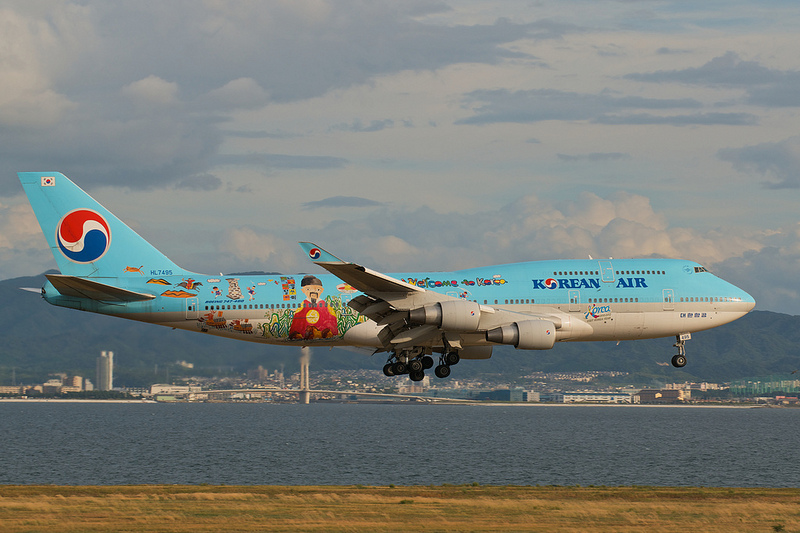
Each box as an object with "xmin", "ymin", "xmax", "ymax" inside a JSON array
[
  {"xmin": 124, "ymin": 265, "xmax": 144, "ymax": 275},
  {"xmin": 211, "ymin": 286, "xmax": 222, "ymax": 299},
  {"xmin": 247, "ymin": 286, "xmax": 256, "ymax": 300},
  {"xmin": 178, "ymin": 278, "xmax": 203, "ymax": 291},
  {"xmin": 289, "ymin": 275, "xmax": 339, "ymax": 340}
]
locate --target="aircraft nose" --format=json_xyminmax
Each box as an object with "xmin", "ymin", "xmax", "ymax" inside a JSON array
[{"xmin": 740, "ymin": 288, "xmax": 756, "ymax": 313}]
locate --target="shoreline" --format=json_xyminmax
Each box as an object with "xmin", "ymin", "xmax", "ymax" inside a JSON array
[
  {"xmin": 0, "ymin": 398, "xmax": 157, "ymax": 403},
  {"xmin": 0, "ymin": 397, "xmax": 783, "ymax": 408}
]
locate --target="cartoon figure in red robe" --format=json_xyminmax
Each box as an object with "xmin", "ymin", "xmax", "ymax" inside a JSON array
[{"xmin": 289, "ymin": 275, "xmax": 339, "ymax": 339}]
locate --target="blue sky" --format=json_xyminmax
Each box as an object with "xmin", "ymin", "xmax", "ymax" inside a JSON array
[{"xmin": 2, "ymin": 1, "xmax": 800, "ymax": 313}]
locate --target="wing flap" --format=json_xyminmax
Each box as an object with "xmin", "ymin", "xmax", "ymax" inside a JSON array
[{"xmin": 46, "ymin": 274, "xmax": 156, "ymax": 302}]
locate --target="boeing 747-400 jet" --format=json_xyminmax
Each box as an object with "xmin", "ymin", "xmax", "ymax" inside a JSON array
[{"xmin": 20, "ymin": 172, "xmax": 755, "ymax": 381}]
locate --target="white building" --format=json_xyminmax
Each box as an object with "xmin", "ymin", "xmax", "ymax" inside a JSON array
[
  {"xmin": 96, "ymin": 351, "xmax": 113, "ymax": 391},
  {"xmin": 562, "ymin": 391, "xmax": 637, "ymax": 404}
]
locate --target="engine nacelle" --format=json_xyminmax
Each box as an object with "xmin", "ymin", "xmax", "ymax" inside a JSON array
[
  {"xmin": 408, "ymin": 300, "xmax": 482, "ymax": 332},
  {"xmin": 485, "ymin": 320, "xmax": 556, "ymax": 350}
]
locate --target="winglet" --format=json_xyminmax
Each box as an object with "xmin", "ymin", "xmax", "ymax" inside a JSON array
[{"xmin": 298, "ymin": 242, "xmax": 345, "ymax": 264}]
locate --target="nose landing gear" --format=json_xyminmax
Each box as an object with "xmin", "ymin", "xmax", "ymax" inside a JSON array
[{"xmin": 671, "ymin": 333, "xmax": 690, "ymax": 368}]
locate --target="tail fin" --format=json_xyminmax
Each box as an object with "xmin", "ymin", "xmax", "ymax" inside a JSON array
[{"xmin": 19, "ymin": 172, "xmax": 189, "ymax": 278}]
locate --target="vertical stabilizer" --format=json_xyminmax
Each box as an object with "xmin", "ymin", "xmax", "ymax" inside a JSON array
[{"xmin": 19, "ymin": 172, "xmax": 188, "ymax": 278}]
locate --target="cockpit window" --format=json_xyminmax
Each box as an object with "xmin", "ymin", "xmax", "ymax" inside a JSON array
[{"xmin": 694, "ymin": 266, "xmax": 710, "ymax": 273}]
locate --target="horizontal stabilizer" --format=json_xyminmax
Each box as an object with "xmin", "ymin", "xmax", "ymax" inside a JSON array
[
  {"xmin": 19, "ymin": 287, "xmax": 42, "ymax": 294},
  {"xmin": 46, "ymin": 274, "xmax": 156, "ymax": 302}
]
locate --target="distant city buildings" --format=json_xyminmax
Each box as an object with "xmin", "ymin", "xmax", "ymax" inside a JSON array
[
  {"xmin": 635, "ymin": 389, "xmax": 689, "ymax": 404},
  {"xmin": 96, "ymin": 351, "xmax": 113, "ymax": 391},
  {"xmin": 5, "ymin": 357, "xmax": 800, "ymax": 405}
]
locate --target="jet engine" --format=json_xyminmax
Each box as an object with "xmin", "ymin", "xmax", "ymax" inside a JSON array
[
  {"xmin": 485, "ymin": 320, "xmax": 556, "ymax": 350},
  {"xmin": 408, "ymin": 300, "xmax": 481, "ymax": 332}
]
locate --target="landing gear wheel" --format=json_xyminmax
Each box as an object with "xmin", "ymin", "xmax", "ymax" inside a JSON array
[
  {"xmin": 408, "ymin": 359, "xmax": 424, "ymax": 373},
  {"xmin": 383, "ymin": 363, "xmax": 395, "ymax": 377},
  {"xmin": 671, "ymin": 354, "xmax": 687, "ymax": 368},
  {"xmin": 434, "ymin": 364, "xmax": 451, "ymax": 379},
  {"xmin": 444, "ymin": 352, "xmax": 460, "ymax": 366},
  {"xmin": 422, "ymin": 356, "xmax": 434, "ymax": 370},
  {"xmin": 392, "ymin": 361, "xmax": 408, "ymax": 375},
  {"xmin": 409, "ymin": 370, "xmax": 425, "ymax": 382}
]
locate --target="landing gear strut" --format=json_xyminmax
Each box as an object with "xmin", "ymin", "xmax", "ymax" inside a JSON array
[{"xmin": 671, "ymin": 334, "xmax": 689, "ymax": 368}]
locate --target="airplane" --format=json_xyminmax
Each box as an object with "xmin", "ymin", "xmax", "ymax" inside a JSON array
[{"xmin": 19, "ymin": 171, "xmax": 756, "ymax": 381}]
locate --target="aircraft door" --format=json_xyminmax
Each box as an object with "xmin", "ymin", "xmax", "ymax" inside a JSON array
[
  {"xmin": 598, "ymin": 260, "xmax": 615, "ymax": 283},
  {"xmin": 186, "ymin": 298, "xmax": 199, "ymax": 319},
  {"xmin": 662, "ymin": 289, "xmax": 674, "ymax": 311},
  {"xmin": 568, "ymin": 290, "xmax": 580, "ymax": 312}
]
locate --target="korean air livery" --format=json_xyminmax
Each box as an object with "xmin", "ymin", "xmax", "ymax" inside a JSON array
[{"xmin": 20, "ymin": 172, "xmax": 756, "ymax": 381}]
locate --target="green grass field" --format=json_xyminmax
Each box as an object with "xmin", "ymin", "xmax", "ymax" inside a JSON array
[{"xmin": 1, "ymin": 485, "xmax": 799, "ymax": 532}]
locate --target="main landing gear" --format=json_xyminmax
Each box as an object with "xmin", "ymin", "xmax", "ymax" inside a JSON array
[
  {"xmin": 434, "ymin": 351, "xmax": 459, "ymax": 379},
  {"xmin": 671, "ymin": 334, "xmax": 690, "ymax": 368},
  {"xmin": 382, "ymin": 350, "xmax": 460, "ymax": 381}
]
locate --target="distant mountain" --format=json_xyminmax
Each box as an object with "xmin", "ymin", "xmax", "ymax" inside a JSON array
[{"xmin": 2, "ymin": 273, "xmax": 799, "ymax": 386}]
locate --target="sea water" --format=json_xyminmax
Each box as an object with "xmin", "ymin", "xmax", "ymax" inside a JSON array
[{"xmin": 1, "ymin": 402, "xmax": 797, "ymax": 487}]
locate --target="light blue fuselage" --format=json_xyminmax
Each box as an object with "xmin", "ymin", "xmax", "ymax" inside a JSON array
[{"xmin": 42, "ymin": 258, "xmax": 754, "ymax": 348}]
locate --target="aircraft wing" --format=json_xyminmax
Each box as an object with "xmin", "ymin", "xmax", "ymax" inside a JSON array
[
  {"xmin": 298, "ymin": 242, "xmax": 570, "ymax": 354},
  {"xmin": 299, "ymin": 242, "xmax": 456, "ymax": 349},
  {"xmin": 46, "ymin": 274, "xmax": 157, "ymax": 303},
  {"xmin": 298, "ymin": 243, "xmax": 423, "ymax": 295}
]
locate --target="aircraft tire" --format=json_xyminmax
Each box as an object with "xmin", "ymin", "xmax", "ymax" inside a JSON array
[
  {"xmin": 409, "ymin": 370, "xmax": 425, "ymax": 382},
  {"xmin": 383, "ymin": 364, "xmax": 395, "ymax": 377},
  {"xmin": 671, "ymin": 354, "xmax": 687, "ymax": 368},
  {"xmin": 392, "ymin": 362, "xmax": 408, "ymax": 375},
  {"xmin": 444, "ymin": 352, "xmax": 460, "ymax": 366},
  {"xmin": 434, "ymin": 364, "xmax": 451, "ymax": 379},
  {"xmin": 408, "ymin": 359, "xmax": 424, "ymax": 372},
  {"xmin": 422, "ymin": 356, "xmax": 434, "ymax": 369}
]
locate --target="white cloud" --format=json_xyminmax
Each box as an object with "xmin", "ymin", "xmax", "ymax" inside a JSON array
[
  {"xmin": 122, "ymin": 75, "xmax": 179, "ymax": 107},
  {"xmin": 217, "ymin": 227, "xmax": 293, "ymax": 272},
  {"xmin": 0, "ymin": 200, "xmax": 54, "ymax": 278},
  {"xmin": 201, "ymin": 78, "xmax": 270, "ymax": 111},
  {"xmin": 0, "ymin": 7, "xmax": 77, "ymax": 127}
]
